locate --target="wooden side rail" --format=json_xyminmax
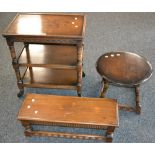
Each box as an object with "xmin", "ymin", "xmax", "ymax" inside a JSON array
[{"xmin": 24, "ymin": 130, "xmax": 107, "ymax": 141}]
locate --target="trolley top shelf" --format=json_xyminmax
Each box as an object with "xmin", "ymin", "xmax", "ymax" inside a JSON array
[{"xmin": 2, "ymin": 13, "xmax": 86, "ymax": 39}]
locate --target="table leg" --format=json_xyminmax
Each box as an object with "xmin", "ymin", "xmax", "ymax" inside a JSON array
[
  {"xmin": 135, "ymin": 85, "xmax": 141, "ymax": 114},
  {"xmin": 21, "ymin": 121, "xmax": 32, "ymax": 137},
  {"xmin": 25, "ymin": 43, "xmax": 34, "ymax": 84},
  {"xmin": 6, "ymin": 39, "xmax": 24, "ymax": 97},
  {"xmin": 100, "ymin": 79, "xmax": 109, "ymax": 98},
  {"xmin": 77, "ymin": 43, "xmax": 83, "ymax": 97},
  {"xmin": 106, "ymin": 126, "xmax": 115, "ymax": 142}
]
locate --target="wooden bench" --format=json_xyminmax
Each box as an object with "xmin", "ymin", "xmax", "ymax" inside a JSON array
[{"xmin": 18, "ymin": 93, "xmax": 119, "ymax": 142}]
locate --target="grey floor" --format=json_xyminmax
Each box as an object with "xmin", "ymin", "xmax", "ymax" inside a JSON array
[{"xmin": 0, "ymin": 12, "xmax": 155, "ymax": 143}]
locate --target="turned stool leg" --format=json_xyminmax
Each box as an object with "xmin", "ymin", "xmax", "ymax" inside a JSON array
[
  {"xmin": 135, "ymin": 85, "xmax": 141, "ymax": 114},
  {"xmin": 106, "ymin": 126, "xmax": 115, "ymax": 142},
  {"xmin": 100, "ymin": 79, "xmax": 109, "ymax": 98}
]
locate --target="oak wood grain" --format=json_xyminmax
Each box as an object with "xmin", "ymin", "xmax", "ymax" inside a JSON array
[
  {"xmin": 2, "ymin": 13, "xmax": 86, "ymax": 97},
  {"xmin": 18, "ymin": 93, "xmax": 119, "ymax": 127},
  {"xmin": 18, "ymin": 44, "xmax": 78, "ymax": 68},
  {"xmin": 96, "ymin": 51, "xmax": 152, "ymax": 86},
  {"xmin": 3, "ymin": 13, "xmax": 86, "ymax": 38}
]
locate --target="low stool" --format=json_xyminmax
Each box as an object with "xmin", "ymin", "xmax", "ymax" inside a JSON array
[
  {"xmin": 96, "ymin": 51, "xmax": 152, "ymax": 114},
  {"xmin": 18, "ymin": 93, "xmax": 119, "ymax": 142}
]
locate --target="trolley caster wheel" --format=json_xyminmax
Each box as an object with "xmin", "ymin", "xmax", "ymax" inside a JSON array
[
  {"xmin": 77, "ymin": 93, "xmax": 82, "ymax": 97},
  {"xmin": 136, "ymin": 106, "xmax": 141, "ymax": 114},
  {"xmin": 17, "ymin": 90, "xmax": 24, "ymax": 98},
  {"xmin": 82, "ymin": 71, "xmax": 86, "ymax": 78}
]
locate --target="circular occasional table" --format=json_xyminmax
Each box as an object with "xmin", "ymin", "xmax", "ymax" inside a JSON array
[{"xmin": 96, "ymin": 51, "xmax": 152, "ymax": 114}]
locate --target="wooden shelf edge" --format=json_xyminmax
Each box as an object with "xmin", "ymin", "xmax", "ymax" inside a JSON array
[
  {"xmin": 19, "ymin": 64, "xmax": 77, "ymax": 69},
  {"xmin": 22, "ymin": 83, "xmax": 77, "ymax": 90}
]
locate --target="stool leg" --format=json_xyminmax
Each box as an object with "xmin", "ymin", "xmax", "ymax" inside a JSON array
[
  {"xmin": 106, "ymin": 126, "xmax": 115, "ymax": 143},
  {"xmin": 100, "ymin": 79, "xmax": 109, "ymax": 98},
  {"xmin": 135, "ymin": 85, "xmax": 141, "ymax": 114}
]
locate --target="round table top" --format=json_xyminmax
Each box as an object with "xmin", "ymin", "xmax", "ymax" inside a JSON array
[{"xmin": 96, "ymin": 51, "xmax": 152, "ymax": 86}]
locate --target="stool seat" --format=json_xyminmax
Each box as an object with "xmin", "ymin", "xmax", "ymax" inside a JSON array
[{"xmin": 96, "ymin": 51, "xmax": 152, "ymax": 86}]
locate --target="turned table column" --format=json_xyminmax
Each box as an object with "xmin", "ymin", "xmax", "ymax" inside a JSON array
[{"xmin": 77, "ymin": 42, "xmax": 83, "ymax": 97}]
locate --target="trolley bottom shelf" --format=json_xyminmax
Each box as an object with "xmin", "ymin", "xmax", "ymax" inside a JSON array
[{"xmin": 21, "ymin": 67, "xmax": 78, "ymax": 90}]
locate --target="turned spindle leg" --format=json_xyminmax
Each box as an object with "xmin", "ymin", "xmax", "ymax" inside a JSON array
[
  {"xmin": 135, "ymin": 85, "xmax": 141, "ymax": 114},
  {"xmin": 100, "ymin": 79, "xmax": 109, "ymax": 98},
  {"xmin": 6, "ymin": 39, "xmax": 24, "ymax": 97},
  {"xmin": 77, "ymin": 42, "xmax": 83, "ymax": 97},
  {"xmin": 106, "ymin": 126, "xmax": 115, "ymax": 143}
]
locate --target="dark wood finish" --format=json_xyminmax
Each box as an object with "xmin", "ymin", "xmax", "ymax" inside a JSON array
[
  {"xmin": 6, "ymin": 39, "xmax": 24, "ymax": 97},
  {"xmin": 22, "ymin": 67, "xmax": 77, "ymax": 89},
  {"xmin": 18, "ymin": 44, "xmax": 78, "ymax": 68},
  {"xmin": 2, "ymin": 13, "xmax": 86, "ymax": 97},
  {"xmin": 96, "ymin": 52, "xmax": 152, "ymax": 86},
  {"xmin": 3, "ymin": 13, "xmax": 86, "ymax": 38},
  {"xmin": 135, "ymin": 85, "xmax": 141, "ymax": 114},
  {"xmin": 23, "ymin": 128, "xmax": 107, "ymax": 141},
  {"xmin": 77, "ymin": 43, "xmax": 83, "ymax": 96},
  {"xmin": 18, "ymin": 93, "xmax": 119, "ymax": 142},
  {"xmin": 118, "ymin": 104, "xmax": 136, "ymax": 112},
  {"xmin": 99, "ymin": 79, "xmax": 109, "ymax": 98},
  {"xmin": 96, "ymin": 51, "xmax": 152, "ymax": 114}
]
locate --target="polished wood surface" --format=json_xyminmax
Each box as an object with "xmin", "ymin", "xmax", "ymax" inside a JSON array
[
  {"xmin": 96, "ymin": 51, "xmax": 152, "ymax": 86},
  {"xmin": 97, "ymin": 51, "xmax": 152, "ymax": 114},
  {"xmin": 18, "ymin": 44, "xmax": 77, "ymax": 67},
  {"xmin": 18, "ymin": 93, "xmax": 119, "ymax": 142},
  {"xmin": 22, "ymin": 67, "xmax": 77, "ymax": 88},
  {"xmin": 2, "ymin": 13, "xmax": 86, "ymax": 97},
  {"xmin": 3, "ymin": 13, "xmax": 86, "ymax": 38},
  {"xmin": 18, "ymin": 93, "xmax": 119, "ymax": 127}
]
